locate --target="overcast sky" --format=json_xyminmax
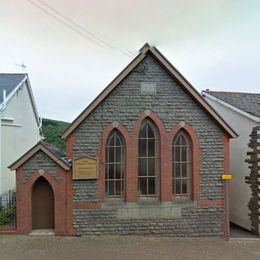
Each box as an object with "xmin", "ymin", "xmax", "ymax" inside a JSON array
[{"xmin": 0, "ymin": 0, "xmax": 259, "ymax": 122}]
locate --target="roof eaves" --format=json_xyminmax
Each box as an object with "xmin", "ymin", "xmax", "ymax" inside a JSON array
[
  {"xmin": 61, "ymin": 50, "xmax": 146, "ymax": 139},
  {"xmin": 24, "ymin": 75, "xmax": 41, "ymax": 126},
  {"xmin": 148, "ymin": 47, "xmax": 238, "ymax": 138},
  {"xmin": 8, "ymin": 141, "xmax": 71, "ymax": 170}
]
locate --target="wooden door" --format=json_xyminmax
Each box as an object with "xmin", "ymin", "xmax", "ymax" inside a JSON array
[{"xmin": 32, "ymin": 177, "xmax": 54, "ymax": 229}]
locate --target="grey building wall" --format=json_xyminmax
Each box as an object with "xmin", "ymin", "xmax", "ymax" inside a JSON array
[
  {"xmin": 71, "ymin": 54, "xmax": 226, "ymax": 236},
  {"xmin": 73, "ymin": 181, "xmax": 98, "ymax": 203},
  {"xmin": 74, "ymin": 202, "xmax": 224, "ymax": 237},
  {"xmin": 20, "ymin": 151, "xmax": 61, "ymax": 184}
]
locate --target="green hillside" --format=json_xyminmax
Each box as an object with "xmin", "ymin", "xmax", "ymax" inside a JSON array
[{"xmin": 41, "ymin": 118, "xmax": 70, "ymax": 151}]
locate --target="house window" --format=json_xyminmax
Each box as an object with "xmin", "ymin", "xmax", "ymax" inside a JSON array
[
  {"xmin": 105, "ymin": 130, "xmax": 125, "ymax": 199},
  {"xmin": 138, "ymin": 119, "xmax": 159, "ymax": 198},
  {"xmin": 172, "ymin": 130, "xmax": 192, "ymax": 199}
]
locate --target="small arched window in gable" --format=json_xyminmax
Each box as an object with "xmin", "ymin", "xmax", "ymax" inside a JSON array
[
  {"xmin": 138, "ymin": 119, "xmax": 160, "ymax": 199},
  {"xmin": 172, "ymin": 130, "xmax": 192, "ymax": 199},
  {"xmin": 105, "ymin": 130, "xmax": 125, "ymax": 199}
]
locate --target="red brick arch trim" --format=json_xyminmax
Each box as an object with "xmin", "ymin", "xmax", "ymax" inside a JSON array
[
  {"xmin": 169, "ymin": 123, "xmax": 201, "ymax": 201},
  {"xmin": 96, "ymin": 115, "xmax": 201, "ymax": 203},
  {"xmin": 132, "ymin": 112, "xmax": 169, "ymax": 201},
  {"xmin": 66, "ymin": 134, "xmax": 75, "ymax": 159},
  {"xmin": 16, "ymin": 169, "xmax": 68, "ymax": 235},
  {"xmin": 96, "ymin": 123, "xmax": 131, "ymax": 203},
  {"xmin": 132, "ymin": 112, "xmax": 167, "ymax": 139}
]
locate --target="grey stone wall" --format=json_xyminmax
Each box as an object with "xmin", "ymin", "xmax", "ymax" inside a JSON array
[
  {"xmin": 21, "ymin": 151, "xmax": 61, "ymax": 183},
  {"xmin": 73, "ymin": 181, "xmax": 98, "ymax": 203},
  {"xmin": 71, "ymin": 54, "xmax": 226, "ymax": 236},
  {"xmin": 73, "ymin": 202, "xmax": 224, "ymax": 237}
]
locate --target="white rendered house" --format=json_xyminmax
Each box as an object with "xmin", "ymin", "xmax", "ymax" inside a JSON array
[
  {"xmin": 202, "ymin": 90, "xmax": 260, "ymax": 231},
  {"xmin": 0, "ymin": 74, "xmax": 41, "ymax": 194}
]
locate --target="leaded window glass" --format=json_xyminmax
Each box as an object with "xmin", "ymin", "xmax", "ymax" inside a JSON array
[
  {"xmin": 172, "ymin": 130, "xmax": 192, "ymax": 198},
  {"xmin": 138, "ymin": 119, "xmax": 159, "ymax": 198},
  {"xmin": 105, "ymin": 130, "xmax": 125, "ymax": 199}
]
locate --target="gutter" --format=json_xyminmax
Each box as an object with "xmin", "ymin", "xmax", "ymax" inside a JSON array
[
  {"xmin": 23, "ymin": 75, "xmax": 42, "ymax": 140},
  {"xmin": 202, "ymin": 91, "xmax": 260, "ymax": 123},
  {"xmin": 39, "ymin": 117, "xmax": 43, "ymax": 140},
  {"xmin": 24, "ymin": 75, "xmax": 41, "ymax": 127}
]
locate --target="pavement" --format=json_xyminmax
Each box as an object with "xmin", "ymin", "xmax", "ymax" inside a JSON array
[
  {"xmin": 230, "ymin": 223, "xmax": 258, "ymax": 239},
  {"xmin": 0, "ymin": 235, "xmax": 260, "ymax": 260}
]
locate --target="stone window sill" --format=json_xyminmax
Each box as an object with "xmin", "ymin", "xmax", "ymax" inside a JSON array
[
  {"xmin": 103, "ymin": 200, "xmax": 196, "ymax": 208},
  {"xmin": 102, "ymin": 200, "xmax": 197, "ymax": 219}
]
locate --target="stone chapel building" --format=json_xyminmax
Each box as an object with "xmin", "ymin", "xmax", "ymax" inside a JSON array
[{"xmin": 9, "ymin": 44, "xmax": 237, "ymax": 237}]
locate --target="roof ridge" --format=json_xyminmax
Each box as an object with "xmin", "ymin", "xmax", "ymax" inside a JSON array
[
  {"xmin": 0, "ymin": 73, "xmax": 27, "ymax": 75},
  {"xmin": 40, "ymin": 141, "xmax": 57, "ymax": 147},
  {"xmin": 204, "ymin": 90, "xmax": 260, "ymax": 95}
]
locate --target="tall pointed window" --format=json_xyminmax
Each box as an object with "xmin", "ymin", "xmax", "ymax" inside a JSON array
[
  {"xmin": 105, "ymin": 130, "xmax": 125, "ymax": 199},
  {"xmin": 172, "ymin": 130, "xmax": 192, "ymax": 199},
  {"xmin": 138, "ymin": 119, "xmax": 159, "ymax": 198}
]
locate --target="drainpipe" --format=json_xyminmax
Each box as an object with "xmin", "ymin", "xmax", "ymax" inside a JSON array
[
  {"xmin": 39, "ymin": 117, "xmax": 43, "ymax": 140},
  {"xmin": 0, "ymin": 89, "xmax": 7, "ymax": 194}
]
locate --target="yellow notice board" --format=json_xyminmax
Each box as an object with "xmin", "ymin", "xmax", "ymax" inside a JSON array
[
  {"xmin": 221, "ymin": 174, "xmax": 232, "ymax": 180},
  {"xmin": 73, "ymin": 157, "xmax": 98, "ymax": 180}
]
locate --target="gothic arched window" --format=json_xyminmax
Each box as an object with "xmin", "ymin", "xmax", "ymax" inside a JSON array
[
  {"xmin": 105, "ymin": 130, "xmax": 125, "ymax": 199},
  {"xmin": 138, "ymin": 119, "xmax": 159, "ymax": 198},
  {"xmin": 172, "ymin": 130, "xmax": 192, "ymax": 199}
]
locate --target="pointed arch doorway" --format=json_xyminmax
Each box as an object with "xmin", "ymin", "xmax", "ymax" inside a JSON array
[{"xmin": 32, "ymin": 177, "xmax": 54, "ymax": 230}]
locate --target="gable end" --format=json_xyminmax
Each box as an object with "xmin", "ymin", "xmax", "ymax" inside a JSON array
[{"xmin": 62, "ymin": 44, "xmax": 238, "ymax": 139}]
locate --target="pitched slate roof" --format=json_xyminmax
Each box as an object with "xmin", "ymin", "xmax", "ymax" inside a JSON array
[
  {"xmin": 0, "ymin": 73, "xmax": 41, "ymax": 126},
  {"xmin": 41, "ymin": 142, "xmax": 69, "ymax": 164},
  {"xmin": 204, "ymin": 90, "xmax": 260, "ymax": 118},
  {"xmin": 9, "ymin": 141, "xmax": 71, "ymax": 170},
  {"xmin": 0, "ymin": 74, "xmax": 26, "ymax": 104},
  {"xmin": 62, "ymin": 43, "xmax": 238, "ymax": 139}
]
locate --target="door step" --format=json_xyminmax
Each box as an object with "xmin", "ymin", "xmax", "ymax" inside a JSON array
[{"xmin": 30, "ymin": 229, "xmax": 54, "ymax": 236}]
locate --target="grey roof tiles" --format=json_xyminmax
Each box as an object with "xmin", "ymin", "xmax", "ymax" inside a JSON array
[
  {"xmin": 205, "ymin": 91, "xmax": 260, "ymax": 118},
  {"xmin": 40, "ymin": 141, "xmax": 71, "ymax": 166},
  {"xmin": 0, "ymin": 74, "xmax": 26, "ymax": 104}
]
